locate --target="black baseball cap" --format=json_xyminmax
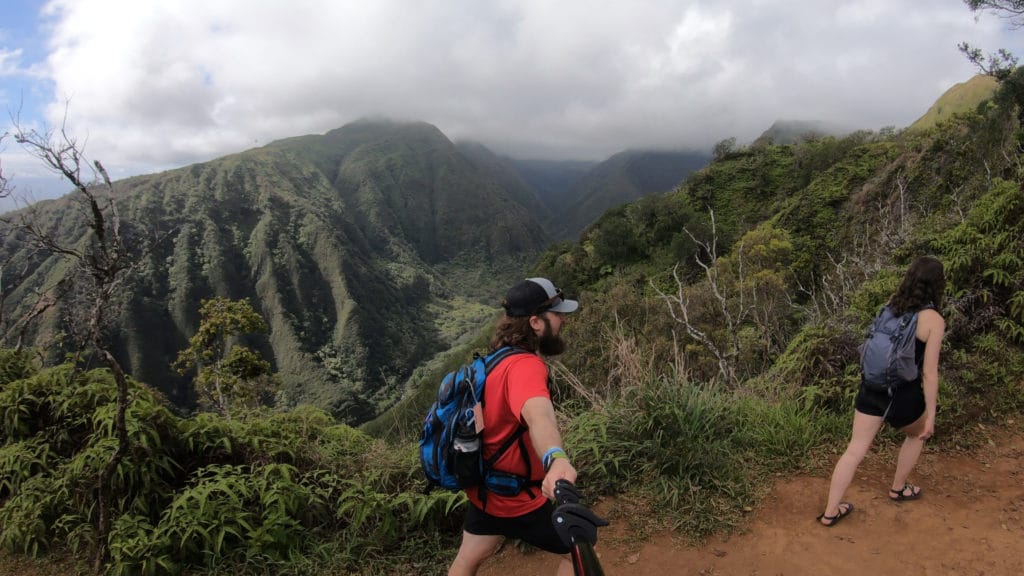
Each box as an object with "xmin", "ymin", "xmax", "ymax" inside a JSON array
[{"xmin": 502, "ymin": 277, "xmax": 579, "ymax": 317}]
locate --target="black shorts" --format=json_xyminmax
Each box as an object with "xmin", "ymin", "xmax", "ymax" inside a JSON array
[
  {"xmin": 854, "ymin": 381, "xmax": 925, "ymax": 429},
  {"xmin": 463, "ymin": 499, "xmax": 571, "ymax": 555}
]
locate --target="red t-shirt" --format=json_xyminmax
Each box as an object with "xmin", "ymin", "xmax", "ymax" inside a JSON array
[{"xmin": 466, "ymin": 352, "xmax": 549, "ymax": 517}]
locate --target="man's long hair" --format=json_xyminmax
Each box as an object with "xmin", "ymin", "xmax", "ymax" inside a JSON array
[
  {"xmin": 889, "ymin": 255, "xmax": 945, "ymax": 316},
  {"xmin": 490, "ymin": 315, "xmax": 540, "ymax": 352}
]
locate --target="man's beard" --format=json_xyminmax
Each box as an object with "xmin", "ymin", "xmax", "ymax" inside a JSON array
[{"xmin": 537, "ymin": 317, "xmax": 566, "ymax": 356}]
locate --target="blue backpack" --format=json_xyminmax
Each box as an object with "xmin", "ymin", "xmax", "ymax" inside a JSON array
[
  {"xmin": 419, "ymin": 346, "xmax": 533, "ymax": 492},
  {"xmin": 858, "ymin": 305, "xmax": 931, "ymax": 396}
]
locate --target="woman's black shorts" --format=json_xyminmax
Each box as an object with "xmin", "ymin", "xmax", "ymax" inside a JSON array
[
  {"xmin": 855, "ymin": 381, "xmax": 925, "ymax": 429},
  {"xmin": 463, "ymin": 499, "xmax": 572, "ymax": 555}
]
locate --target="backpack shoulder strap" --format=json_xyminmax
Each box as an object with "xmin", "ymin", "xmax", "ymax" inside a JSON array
[
  {"xmin": 483, "ymin": 346, "xmax": 532, "ymax": 372},
  {"xmin": 479, "ymin": 347, "xmax": 541, "ymax": 483}
]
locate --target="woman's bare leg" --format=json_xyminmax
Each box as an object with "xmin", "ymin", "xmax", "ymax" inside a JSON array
[
  {"xmin": 891, "ymin": 412, "xmax": 928, "ymax": 497},
  {"xmin": 821, "ymin": 410, "xmax": 884, "ymax": 523}
]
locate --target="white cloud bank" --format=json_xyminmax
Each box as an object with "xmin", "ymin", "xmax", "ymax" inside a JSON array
[{"xmin": 7, "ymin": 0, "xmax": 1023, "ymax": 190}]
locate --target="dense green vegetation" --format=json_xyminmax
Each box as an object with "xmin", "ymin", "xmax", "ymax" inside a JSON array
[
  {"xmin": 0, "ymin": 353, "xmax": 462, "ymax": 575},
  {"xmin": 0, "ymin": 121, "xmax": 551, "ymax": 424},
  {"xmin": 2, "ymin": 69, "xmax": 1024, "ymax": 575},
  {"xmin": 378, "ymin": 68, "xmax": 1024, "ymax": 549},
  {"xmin": 0, "ymin": 119, "xmax": 704, "ymax": 428},
  {"xmin": 551, "ymin": 149, "xmax": 710, "ymax": 240}
]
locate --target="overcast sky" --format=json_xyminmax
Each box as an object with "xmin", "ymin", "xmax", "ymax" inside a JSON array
[{"xmin": 1, "ymin": 0, "xmax": 1021, "ymax": 207}]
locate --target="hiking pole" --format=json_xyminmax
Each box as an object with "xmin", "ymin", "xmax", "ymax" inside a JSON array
[{"xmin": 552, "ymin": 480, "xmax": 609, "ymax": 576}]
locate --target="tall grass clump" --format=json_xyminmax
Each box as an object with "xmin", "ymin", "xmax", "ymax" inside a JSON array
[
  {"xmin": 561, "ymin": 327, "xmax": 843, "ymax": 538},
  {"xmin": 730, "ymin": 395, "xmax": 846, "ymax": 470}
]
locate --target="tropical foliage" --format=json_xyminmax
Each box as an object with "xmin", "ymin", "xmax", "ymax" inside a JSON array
[
  {"xmin": 3, "ymin": 64, "xmax": 1024, "ymax": 575},
  {"xmin": 172, "ymin": 297, "xmax": 279, "ymax": 417},
  {"xmin": 0, "ymin": 357, "xmax": 463, "ymax": 575},
  {"xmin": 0, "ymin": 121, "xmax": 551, "ymax": 424}
]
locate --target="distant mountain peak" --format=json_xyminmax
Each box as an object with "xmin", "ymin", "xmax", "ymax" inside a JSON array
[{"xmin": 755, "ymin": 119, "xmax": 855, "ymax": 146}]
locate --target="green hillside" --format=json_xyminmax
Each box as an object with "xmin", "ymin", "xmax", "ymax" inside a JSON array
[
  {"xmin": 0, "ymin": 120, "xmax": 549, "ymax": 422},
  {"xmin": 2, "ymin": 72, "xmax": 1023, "ymax": 576},
  {"xmin": 550, "ymin": 149, "xmax": 710, "ymax": 240},
  {"xmin": 909, "ymin": 74, "xmax": 999, "ymax": 131},
  {"xmin": 454, "ymin": 141, "xmax": 553, "ymax": 225},
  {"xmin": 378, "ymin": 70, "xmax": 1024, "ymax": 468}
]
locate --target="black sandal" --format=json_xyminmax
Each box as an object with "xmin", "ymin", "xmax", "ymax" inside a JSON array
[
  {"xmin": 816, "ymin": 502, "xmax": 853, "ymax": 527},
  {"xmin": 889, "ymin": 483, "xmax": 922, "ymax": 501}
]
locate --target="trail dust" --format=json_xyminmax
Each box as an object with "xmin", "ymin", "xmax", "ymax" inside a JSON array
[{"xmin": 480, "ymin": 425, "xmax": 1024, "ymax": 576}]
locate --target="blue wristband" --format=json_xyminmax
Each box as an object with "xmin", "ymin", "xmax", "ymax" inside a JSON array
[{"xmin": 542, "ymin": 447, "xmax": 569, "ymax": 472}]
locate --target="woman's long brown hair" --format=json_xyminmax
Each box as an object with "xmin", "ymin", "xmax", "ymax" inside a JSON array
[{"xmin": 888, "ymin": 255, "xmax": 945, "ymax": 316}]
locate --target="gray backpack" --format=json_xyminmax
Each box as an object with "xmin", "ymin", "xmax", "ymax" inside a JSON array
[{"xmin": 858, "ymin": 305, "xmax": 930, "ymax": 396}]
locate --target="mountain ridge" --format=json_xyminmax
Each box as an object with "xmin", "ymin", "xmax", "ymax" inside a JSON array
[{"xmin": 1, "ymin": 120, "xmax": 553, "ymax": 422}]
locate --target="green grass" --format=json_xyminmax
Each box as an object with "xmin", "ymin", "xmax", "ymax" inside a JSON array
[{"xmin": 563, "ymin": 370, "xmax": 850, "ymax": 539}]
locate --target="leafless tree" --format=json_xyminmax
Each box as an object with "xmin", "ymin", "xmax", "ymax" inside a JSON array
[
  {"xmin": 789, "ymin": 249, "xmax": 882, "ymax": 327},
  {"xmin": 789, "ymin": 167, "xmax": 920, "ymax": 326},
  {"xmin": 0, "ymin": 132, "xmax": 9, "ymax": 199},
  {"xmin": 0, "ymin": 135, "xmax": 70, "ymax": 351},
  {"xmin": 5, "ymin": 120, "xmax": 137, "ymax": 571},
  {"xmin": 652, "ymin": 209, "xmax": 748, "ymax": 386}
]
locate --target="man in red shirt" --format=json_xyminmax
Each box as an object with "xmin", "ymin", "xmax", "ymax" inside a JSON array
[{"xmin": 448, "ymin": 277, "xmax": 579, "ymax": 576}]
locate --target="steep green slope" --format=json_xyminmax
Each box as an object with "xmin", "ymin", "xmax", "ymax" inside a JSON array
[
  {"xmin": 270, "ymin": 120, "xmax": 550, "ymax": 262},
  {"xmin": 553, "ymin": 150, "xmax": 710, "ymax": 240},
  {"xmin": 0, "ymin": 120, "xmax": 550, "ymax": 423},
  {"xmin": 536, "ymin": 73, "xmax": 1024, "ymax": 404},
  {"xmin": 909, "ymin": 74, "xmax": 998, "ymax": 131},
  {"xmin": 375, "ymin": 72, "xmax": 1024, "ymax": 445},
  {"xmin": 505, "ymin": 157, "xmax": 597, "ymax": 213},
  {"xmin": 455, "ymin": 141, "xmax": 553, "ymax": 226}
]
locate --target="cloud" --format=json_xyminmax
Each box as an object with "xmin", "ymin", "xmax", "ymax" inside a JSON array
[
  {"xmin": 16, "ymin": 0, "xmax": 1023, "ymax": 181},
  {"xmin": 0, "ymin": 48, "xmax": 25, "ymax": 76}
]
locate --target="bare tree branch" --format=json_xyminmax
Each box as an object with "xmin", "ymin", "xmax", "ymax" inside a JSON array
[
  {"xmin": 653, "ymin": 208, "xmax": 744, "ymax": 385},
  {"xmin": 0, "ymin": 132, "xmax": 11, "ymax": 199},
  {"xmin": 965, "ymin": 0, "xmax": 1024, "ymax": 26},
  {"xmin": 6, "ymin": 116, "xmax": 136, "ymax": 571}
]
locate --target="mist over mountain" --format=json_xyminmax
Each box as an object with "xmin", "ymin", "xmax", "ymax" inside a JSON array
[
  {"xmin": 453, "ymin": 141, "xmax": 553, "ymax": 225},
  {"xmin": 456, "ymin": 143, "xmax": 709, "ymax": 241},
  {"xmin": 552, "ymin": 149, "xmax": 711, "ymax": 239},
  {"xmin": 754, "ymin": 119, "xmax": 857, "ymax": 145},
  {"xmin": 12, "ymin": 83, "xmax": 992, "ymax": 423},
  {"xmin": 504, "ymin": 157, "xmax": 598, "ymax": 212}
]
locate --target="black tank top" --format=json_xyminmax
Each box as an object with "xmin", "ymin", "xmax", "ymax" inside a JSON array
[{"xmin": 910, "ymin": 337, "xmax": 926, "ymax": 385}]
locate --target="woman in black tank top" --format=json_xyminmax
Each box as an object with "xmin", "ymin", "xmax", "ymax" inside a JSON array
[
  {"xmin": 817, "ymin": 256, "xmax": 947, "ymax": 527},
  {"xmin": 854, "ymin": 338, "xmax": 927, "ymax": 428}
]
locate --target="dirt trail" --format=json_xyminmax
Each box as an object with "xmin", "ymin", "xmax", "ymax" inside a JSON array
[{"xmin": 480, "ymin": 426, "xmax": 1024, "ymax": 576}]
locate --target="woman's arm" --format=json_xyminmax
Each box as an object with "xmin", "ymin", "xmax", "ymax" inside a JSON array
[{"xmin": 917, "ymin": 308, "xmax": 946, "ymax": 439}]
